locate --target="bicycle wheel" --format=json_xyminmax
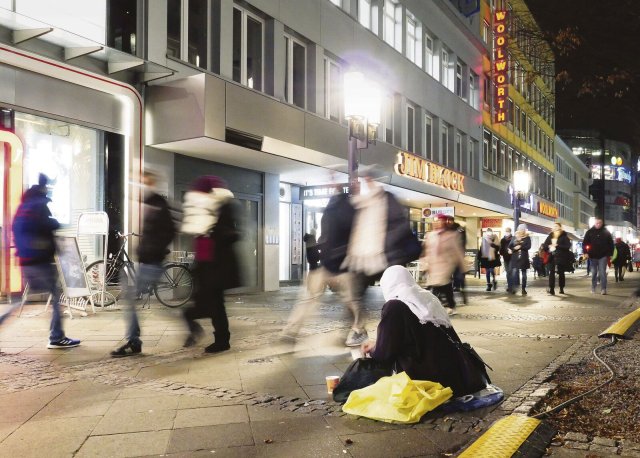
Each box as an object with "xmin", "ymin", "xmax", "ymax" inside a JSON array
[
  {"xmin": 154, "ymin": 264, "xmax": 193, "ymax": 308},
  {"xmin": 86, "ymin": 260, "xmax": 134, "ymax": 306}
]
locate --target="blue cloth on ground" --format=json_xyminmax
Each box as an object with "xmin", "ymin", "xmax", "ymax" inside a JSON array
[{"xmin": 438, "ymin": 384, "xmax": 504, "ymax": 412}]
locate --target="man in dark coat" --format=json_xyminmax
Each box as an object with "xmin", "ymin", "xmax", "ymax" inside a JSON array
[
  {"xmin": 500, "ymin": 227, "xmax": 514, "ymax": 293},
  {"xmin": 583, "ymin": 217, "xmax": 614, "ymax": 295},
  {"xmin": 282, "ymin": 186, "xmax": 366, "ymax": 346},
  {"xmin": 613, "ymin": 237, "xmax": 631, "ymax": 282},
  {"xmin": 112, "ymin": 171, "xmax": 175, "ymax": 357},
  {"xmin": 12, "ymin": 174, "xmax": 80, "ymax": 349},
  {"xmin": 447, "ymin": 216, "xmax": 468, "ymax": 304}
]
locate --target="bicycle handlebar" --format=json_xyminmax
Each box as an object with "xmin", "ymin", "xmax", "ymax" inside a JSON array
[{"xmin": 116, "ymin": 231, "xmax": 140, "ymax": 239}]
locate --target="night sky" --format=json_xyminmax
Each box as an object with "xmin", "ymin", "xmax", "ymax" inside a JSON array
[{"xmin": 526, "ymin": 0, "xmax": 640, "ymax": 150}]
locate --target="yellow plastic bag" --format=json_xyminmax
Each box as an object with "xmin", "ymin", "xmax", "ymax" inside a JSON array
[{"xmin": 342, "ymin": 372, "xmax": 452, "ymax": 424}]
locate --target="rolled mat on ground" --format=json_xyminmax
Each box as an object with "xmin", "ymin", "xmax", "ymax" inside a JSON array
[{"xmin": 342, "ymin": 371, "xmax": 453, "ymax": 424}]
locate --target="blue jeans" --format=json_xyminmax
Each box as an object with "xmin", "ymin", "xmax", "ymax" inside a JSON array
[
  {"xmin": 485, "ymin": 267, "xmax": 496, "ymax": 285},
  {"xmin": 21, "ymin": 264, "xmax": 64, "ymax": 342},
  {"xmin": 122, "ymin": 263, "xmax": 164, "ymax": 344},
  {"xmin": 511, "ymin": 268, "xmax": 527, "ymax": 289},
  {"xmin": 591, "ymin": 257, "xmax": 608, "ymax": 292}
]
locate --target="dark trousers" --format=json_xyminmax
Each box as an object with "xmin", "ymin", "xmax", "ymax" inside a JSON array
[
  {"xmin": 432, "ymin": 283, "xmax": 456, "ymax": 308},
  {"xmin": 614, "ymin": 264, "xmax": 625, "ymax": 281},
  {"xmin": 549, "ymin": 261, "xmax": 565, "ymax": 292},
  {"xmin": 183, "ymin": 263, "xmax": 230, "ymax": 344}
]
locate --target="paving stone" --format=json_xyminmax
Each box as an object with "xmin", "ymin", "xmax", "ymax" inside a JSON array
[
  {"xmin": 592, "ymin": 436, "xmax": 618, "ymax": 447},
  {"xmin": 76, "ymin": 430, "xmax": 171, "ymax": 458},
  {"xmin": 166, "ymin": 423, "xmax": 254, "ymax": 453},
  {"xmin": 565, "ymin": 432, "xmax": 589, "ymax": 442},
  {"xmin": 564, "ymin": 441, "xmax": 590, "ymax": 450},
  {"xmin": 589, "ymin": 443, "xmax": 619, "ymax": 454}
]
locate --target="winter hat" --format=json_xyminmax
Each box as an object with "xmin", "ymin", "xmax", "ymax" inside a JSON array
[
  {"xmin": 435, "ymin": 214, "xmax": 448, "ymax": 221},
  {"xmin": 38, "ymin": 173, "xmax": 49, "ymax": 186},
  {"xmin": 517, "ymin": 223, "xmax": 528, "ymax": 232},
  {"xmin": 191, "ymin": 175, "xmax": 228, "ymax": 192}
]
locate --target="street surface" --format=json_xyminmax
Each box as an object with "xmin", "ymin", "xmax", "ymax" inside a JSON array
[{"xmin": 0, "ymin": 268, "xmax": 637, "ymax": 457}]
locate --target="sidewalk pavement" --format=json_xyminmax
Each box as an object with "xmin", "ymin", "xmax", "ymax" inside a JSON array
[{"xmin": 0, "ymin": 268, "xmax": 637, "ymax": 457}]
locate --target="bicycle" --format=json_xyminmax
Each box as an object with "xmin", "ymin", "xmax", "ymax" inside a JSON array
[{"xmin": 85, "ymin": 232, "xmax": 194, "ymax": 308}]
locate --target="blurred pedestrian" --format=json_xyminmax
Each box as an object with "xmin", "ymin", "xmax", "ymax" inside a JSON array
[
  {"xmin": 111, "ymin": 171, "xmax": 175, "ymax": 357},
  {"xmin": 542, "ymin": 222, "xmax": 572, "ymax": 295},
  {"xmin": 12, "ymin": 174, "xmax": 80, "ymax": 349},
  {"xmin": 479, "ymin": 229, "xmax": 501, "ymax": 291},
  {"xmin": 500, "ymin": 227, "xmax": 514, "ymax": 293},
  {"xmin": 341, "ymin": 175, "xmax": 421, "ymax": 342},
  {"xmin": 420, "ymin": 214, "xmax": 465, "ymax": 314},
  {"xmin": 303, "ymin": 232, "xmax": 320, "ymax": 271},
  {"xmin": 633, "ymin": 247, "xmax": 640, "ymax": 270},
  {"xmin": 612, "ymin": 237, "xmax": 631, "ymax": 282},
  {"xmin": 181, "ymin": 176, "xmax": 241, "ymax": 353},
  {"xmin": 447, "ymin": 216, "xmax": 468, "ymax": 304},
  {"xmin": 282, "ymin": 185, "xmax": 365, "ymax": 346},
  {"xmin": 583, "ymin": 218, "xmax": 614, "ymax": 295},
  {"xmin": 508, "ymin": 224, "xmax": 531, "ymax": 295}
]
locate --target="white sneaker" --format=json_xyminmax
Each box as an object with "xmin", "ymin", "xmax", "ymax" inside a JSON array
[
  {"xmin": 601, "ymin": 289, "xmax": 607, "ymax": 295},
  {"xmin": 345, "ymin": 329, "xmax": 368, "ymax": 347},
  {"xmin": 446, "ymin": 308, "xmax": 457, "ymax": 316}
]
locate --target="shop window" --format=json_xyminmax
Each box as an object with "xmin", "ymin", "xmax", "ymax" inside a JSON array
[
  {"xmin": 497, "ymin": 141, "xmax": 505, "ymax": 176},
  {"xmin": 107, "ymin": 0, "xmax": 138, "ymax": 55},
  {"xmin": 441, "ymin": 49, "xmax": 453, "ymax": 91},
  {"xmin": 16, "ymin": 112, "xmax": 103, "ymax": 261},
  {"xmin": 406, "ymin": 11, "xmax": 422, "ymax": 67},
  {"xmin": 324, "ymin": 57, "xmax": 342, "ymax": 122},
  {"xmin": 284, "ymin": 35, "xmax": 306, "ymax": 109},
  {"xmin": 165, "ymin": 0, "xmax": 209, "ymax": 69},
  {"xmin": 232, "ymin": 7, "xmax": 264, "ymax": 91}
]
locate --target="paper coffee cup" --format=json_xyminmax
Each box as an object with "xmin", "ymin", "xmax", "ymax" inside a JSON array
[{"xmin": 325, "ymin": 375, "xmax": 340, "ymax": 394}]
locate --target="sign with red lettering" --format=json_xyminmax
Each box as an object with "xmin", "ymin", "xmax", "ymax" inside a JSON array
[{"xmin": 493, "ymin": 10, "xmax": 508, "ymax": 123}]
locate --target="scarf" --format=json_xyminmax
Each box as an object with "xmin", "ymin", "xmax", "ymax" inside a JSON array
[
  {"xmin": 181, "ymin": 188, "xmax": 234, "ymax": 235},
  {"xmin": 342, "ymin": 185, "xmax": 388, "ymax": 275},
  {"xmin": 380, "ymin": 266, "xmax": 451, "ymax": 328},
  {"xmin": 481, "ymin": 233, "xmax": 495, "ymax": 260},
  {"xmin": 515, "ymin": 230, "xmax": 528, "ymax": 241}
]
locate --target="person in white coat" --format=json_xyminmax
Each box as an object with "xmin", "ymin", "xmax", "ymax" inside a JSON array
[{"xmin": 420, "ymin": 214, "xmax": 466, "ymax": 314}]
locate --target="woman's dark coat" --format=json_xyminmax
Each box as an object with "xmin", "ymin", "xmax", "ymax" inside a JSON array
[
  {"xmin": 508, "ymin": 235, "xmax": 532, "ymax": 270},
  {"xmin": 543, "ymin": 231, "xmax": 573, "ymax": 272}
]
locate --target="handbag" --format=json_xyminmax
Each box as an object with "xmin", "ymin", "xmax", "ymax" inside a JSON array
[
  {"xmin": 628, "ymin": 261, "xmax": 634, "ymax": 272},
  {"xmin": 438, "ymin": 327, "xmax": 492, "ymax": 395},
  {"xmin": 333, "ymin": 358, "xmax": 393, "ymax": 403},
  {"xmin": 194, "ymin": 236, "xmax": 215, "ymax": 262}
]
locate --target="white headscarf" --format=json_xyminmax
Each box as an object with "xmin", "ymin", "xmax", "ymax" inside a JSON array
[{"xmin": 379, "ymin": 266, "xmax": 451, "ymax": 328}]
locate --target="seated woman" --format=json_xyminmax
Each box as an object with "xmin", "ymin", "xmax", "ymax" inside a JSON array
[{"xmin": 363, "ymin": 265, "xmax": 490, "ymax": 397}]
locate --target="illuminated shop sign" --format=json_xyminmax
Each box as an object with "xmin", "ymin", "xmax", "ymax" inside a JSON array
[
  {"xmin": 590, "ymin": 165, "xmax": 632, "ymax": 184},
  {"xmin": 493, "ymin": 10, "xmax": 508, "ymax": 124},
  {"xmin": 299, "ymin": 184, "xmax": 349, "ymax": 200},
  {"xmin": 538, "ymin": 201, "xmax": 559, "ymax": 218},
  {"xmin": 394, "ymin": 151, "xmax": 465, "ymax": 192},
  {"xmin": 422, "ymin": 207, "xmax": 455, "ymax": 218}
]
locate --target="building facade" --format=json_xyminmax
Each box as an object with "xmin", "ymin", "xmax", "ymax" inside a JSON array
[
  {"xmin": 554, "ymin": 135, "xmax": 594, "ymax": 242},
  {"xmin": 1, "ymin": 0, "xmax": 559, "ymax": 294},
  {"xmin": 559, "ymin": 129, "xmax": 638, "ymax": 243},
  {"xmin": 479, "ymin": 0, "xmax": 558, "ymax": 247}
]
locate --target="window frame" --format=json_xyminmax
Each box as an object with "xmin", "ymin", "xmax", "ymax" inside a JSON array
[
  {"xmin": 284, "ymin": 33, "xmax": 307, "ymax": 109},
  {"xmin": 406, "ymin": 104, "xmax": 415, "ymax": 153},
  {"xmin": 324, "ymin": 56, "xmax": 342, "ymax": 122},
  {"xmin": 405, "ymin": 11, "xmax": 422, "ymax": 67},
  {"xmin": 383, "ymin": 0, "xmax": 402, "ymax": 52},
  {"xmin": 441, "ymin": 123, "xmax": 449, "ymax": 166},
  {"xmin": 232, "ymin": 6, "xmax": 265, "ymax": 91},
  {"xmin": 455, "ymin": 132, "xmax": 463, "ymax": 171},
  {"xmin": 424, "ymin": 114, "xmax": 433, "ymax": 160}
]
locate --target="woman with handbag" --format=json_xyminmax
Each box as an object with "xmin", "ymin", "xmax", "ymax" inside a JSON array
[
  {"xmin": 361, "ymin": 265, "xmax": 491, "ymax": 397},
  {"xmin": 479, "ymin": 229, "xmax": 501, "ymax": 291}
]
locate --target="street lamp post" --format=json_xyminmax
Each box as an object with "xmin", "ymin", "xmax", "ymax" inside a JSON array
[
  {"xmin": 344, "ymin": 71, "xmax": 381, "ymax": 194},
  {"xmin": 512, "ymin": 169, "xmax": 530, "ymax": 231}
]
